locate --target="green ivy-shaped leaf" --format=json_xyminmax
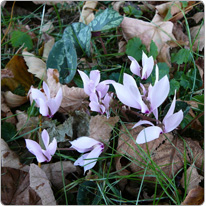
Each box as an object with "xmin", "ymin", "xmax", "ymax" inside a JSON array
[
  {"xmin": 11, "ymin": 30, "xmax": 33, "ymax": 50},
  {"xmin": 46, "ymin": 38, "xmax": 77, "ymax": 84},
  {"xmin": 89, "ymin": 8, "xmax": 123, "ymax": 31},
  {"xmin": 63, "ymin": 22, "xmax": 91, "ymax": 57},
  {"xmin": 171, "ymin": 48, "xmax": 191, "ymax": 64},
  {"xmin": 168, "ymin": 79, "xmax": 180, "ymax": 96}
]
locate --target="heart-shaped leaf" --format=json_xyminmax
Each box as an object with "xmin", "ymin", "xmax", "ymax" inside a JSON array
[
  {"xmin": 89, "ymin": 8, "xmax": 123, "ymax": 31},
  {"xmin": 63, "ymin": 22, "xmax": 91, "ymax": 57},
  {"xmin": 46, "ymin": 38, "xmax": 77, "ymax": 84}
]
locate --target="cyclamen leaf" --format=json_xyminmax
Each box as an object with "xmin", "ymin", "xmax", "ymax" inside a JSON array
[
  {"xmin": 168, "ymin": 79, "xmax": 180, "ymax": 96},
  {"xmin": 171, "ymin": 48, "xmax": 191, "ymax": 64},
  {"xmin": 46, "ymin": 39, "xmax": 77, "ymax": 84},
  {"xmin": 89, "ymin": 8, "xmax": 123, "ymax": 31},
  {"xmin": 63, "ymin": 22, "xmax": 91, "ymax": 57}
]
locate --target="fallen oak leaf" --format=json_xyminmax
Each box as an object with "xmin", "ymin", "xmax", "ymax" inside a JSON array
[
  {"xmin": 190, "ymin": 12, "xmax": 204, "ymax": 23},
  {"xmin": 29, "ymin": 163, "xmax": 56, "ymax": 205},
  {"xmin": 1, "ymin": 68, "xmax": 14, "ymax": 79}
]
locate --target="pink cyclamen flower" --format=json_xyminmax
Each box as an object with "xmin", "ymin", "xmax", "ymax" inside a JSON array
[
  {"xmin": 70, "ymin": 136, "xmax": 104, "ymax": 174},
  {"xmin": 112, "ymin": 67, "xmax": 169, "ymax": 115},
  {"xmin": 30, "ymin": 81, "xmax": 63, "ymax": 118},
  {"xmin": 133, "ymin": 91, "xmax": 183, "ymax": 144},
  {"xmin": 128, "ymin": 52, "xmax": 154, "ymax": 80},
  {"xmin": 25, "ymin": 129, "xmax": 57, "ymax": 163}
]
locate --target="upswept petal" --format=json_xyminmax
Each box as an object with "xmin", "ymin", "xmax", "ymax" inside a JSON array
[
  {"xmin": 128, "ymin": 56, "xmax": 141, "ymax": 77},
  {"xmin": 89, "ymin": 101, "xmax": 105, "ymax": 114},
  {"xmin": 96, "ymin": 82, "xmax": 109, "ymax": 98},
  {"xmin": 133, "ymin": 120, "xmax": 154, "ymax": 129},
  {"xmin": 42, "ymin": 149, "xmax": 52, "ymax": 162},
  {"xmin": 70, "ymin": 136, "xmax": 100, "ymax": 153},
  {"xmin": 112, "ymin": 82, "xmax": 141, "ymax": 109},
  {"xmin": 46, "ymin": 99, "xmax": 57, "ymax": 117},
  {"xmin": 53, "ymin": 87, "xmax": 63, "ymax": 112},
  {"xmin": 136, "ymin": 126, "xmax": 163, "ymax": 144},
  {"xmin": 102, "ymin": 93, "xmax": 112, "ymax": 109},
  {"xmin": 163, "ymin": 110, "xmax": 183, "ymax": 133},
  {"xmin": 83, "ymin": 144, "xmax": 103, "ymax": 174},
  {"xmin": 47, "ymin": 138, "xmax": 57, "ymax": 156},
  {"xmin": 43, "ymin": 82, "xmax": 50, "ymax": 99},
  {"xmin": 148, "ymin": 75, "xmax": 169, "ymax": 111},
  {"xmin": 90, "ymin": 70, "xmax": 100, "ymax": 87},
  {"xmin": 142, "ymin": 53, "xmax": 154, "ymax": 80},
  {"xmin": 31, "ymin": 88, "xmax": 46, "ymax": 102},
  {"xmin": 78, "ymin": 70, "xmax": 90, "ymax": 95},
  {"xmin": 123, "ymin": 73, "xmax": 138, "ymax": 90},
  {"xmin": 38, "ymin": 98, "xmax": 49, "ymax": 116},
  {"xmin": 163, "ymin": 90, "xmax": 176, "ymax": 121},
  {"xmin": 41, "ymin": 129, "xmax": 50, "ymax": 149},
  {"xmin": 153, "ymin": 108, "xmax": 158, "ymax": 120},
  {"xmin": 155, "ymin": 65, "xmax": 159, "ymax": 84},
  {"xmin": 25, "ymin": 139, "xmax": 47, "ymax": 163}
]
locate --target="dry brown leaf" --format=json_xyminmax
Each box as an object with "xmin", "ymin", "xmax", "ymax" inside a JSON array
[
  {"xmin": 1, "ymin": 93, "xmax": 17, "ymax": 124},
  {"xmin": 113, "ymin": 1, "xmax": 124, "ymax": 12},
  {"xmin": 189, "ymin": 109, "xmax": 203, "ymax": 131},
  {"xmin": 30, "ymin": 163, "xmax": 56, "ymax": 205},
  {"xmin": 121, "ymin": 14, "xmax": 176, "ymax": 61},
  {"xmin": 195, "ymin": 57, "xmax": 204, "ymax": 83},
  {"xmin": 181, "ymin": 186, "xmax": 204, "ymax": 205},
  {"xmin": 41, "ymin": 21, "xmax": 55, "ymax": 33},
  {"xmin": 191, "ymin": 24, "xmax": 204, "ymax": 51},
  {"xmin": 155, "ymin": 1, "xmax": 195, "ymax": 22},
  {"xmin": 16, "ymin": 110, "xmax": 39, "ymax": 139},
  {"xmin": 191, "ymin": 12, "xmax": 204, "ymax": 23},
  {"xmin": 89, "ymin": 115, "xmax": 119, "ymax": 145},
  {"xmin": 157, "ymin": 43, "xmax": 171, "ymax": 67},
  {"xmin": 41, "ymin": 161, "xmax": 77, "ymax": 189},
  {"xmin": 115, "ymin": 123, "xmax": 204, "ymax": 192},
  {"xmin": 1, "ymin": 51, "xmax": 34, "ymax": 92},
  {"xmin": 79, "ymin": 1, "xmax": 98, "ymax": 24},
  {"xmin": 1, "ymin": 68, "xmax": 14, "ymax": 79},
  {"xmin": 180, "ymin": 166, "xmax": 203, "ymax": 194},
  {"xmin": 1, "ymin": 167, "xmax": 41, "ymax": 205},
  {"xmin": 117, "ymin": 40, "xmax": 127, "ymax": 58},
  {"xmin": 3, "ymin": 91, "xmax": 27, "ymax": 108},
  {"xmin": 1, "ymin": 138, "xmax": 30, "ymax": 172},
  {"xmin": 172, "ymin": 22, "xmax": 189, "ymax": 46},
  {"xmin": 43, "ymin": 37, "xmax": 55, "ymax": 60},
  {"xmin": 22, "ymin": 50, "xmax": 47, "ymax": 81}
]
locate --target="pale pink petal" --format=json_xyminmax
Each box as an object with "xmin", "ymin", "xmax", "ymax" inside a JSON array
[
  {"xmin": 43, "ymin": 82, "xmax": 50, "ymax": 99},
  {"xmin": 102, "ymin": 93, "xmax": 112, "ymax": 110},
  {"xmin": 89, "ymin": 101, "xmax": 101, "ymax": 113},
  {"xmin": 155, "ymin": 65, "xmax": 159, "ymax": 84},
  {"xmin": 148, "ymin": 75, "xmax": 170, "ymax": 111},
  {"xmin": 123, "ymin": 73, "xmax": 138, "ymax": 90},
  {"xmin": 42, "ymin": 149, "xmax": 52, "ymax": 162},
  {"xmin": 53, "ymin": 87, "xmax": 63, "ymax": 114},
  {"xmin": 25, "ymin": 139, "xmax": 47, "ymax": 163},
  {"xmin": 128, "ymin": 56, "xmax": 141, "ymax": 77},
  {"xmin": 90, "ymin": 70, "xmax": 100, "ymax": 87},
  {"xmin": 31, "ymin": 88, "xmax": 46, "ymax": 103},
  {"xmin": 163, "ymin": 110, "xmax": 183, "ymax": 133},
  {"xmin": 47, "ymin": 138, "xmax": 57, "ymax": 156},
  {"xmin": 141, "ymin": 53, "xmax": 154, "ymax": 80},
  {"xmin": 70, "ymin": 136, "xmax": 100, "ymax": 153},
  {"xmin": 38, "ymin": 98, "xmax": 49, "ymax": 116},
  {"xmin": 136, "ymin": 126, "xmax": 162, "ymax": 144},
  {"xmin": 132, "ymin": 120, "xmax": 154, "ymax": 129},
  {"xmin": 96, "ymin": 82, "xmax": 109, "ymax": 97},
  {"xmin": 153, "ymin": 108, "xmax": 158, "ymax": 120},
  {"xmin": 78, "ymin": 70, "xmax": 90, "ymax": 95},
  {"xmin": 163, "ymin": 90, "xmax": 176, "ymax": 121},
  {"xmin": 112, "ymin": 82, "xmax": 141, "ymax": 109},
  {"xmin": 83, "ymin": 144, "xmax": 103, "ymax": 174},
  {"xmin": 41, "ymin": 129, "xmax": 50, "ymax": 149},
  {"xmin": 74, "ymin": 153, "xmax": 89, "ymax": 167}
]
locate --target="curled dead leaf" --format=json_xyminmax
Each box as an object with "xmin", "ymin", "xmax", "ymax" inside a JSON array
[
  {"xmin": 180, "ymin": 166, "xmax": 203, "ymax": 194},
  {"xmin": 3, "ymin": 91, "xmax": 27, "ymax": 108},
  {"xmin": 89, "ymin": 115, "xmax": 119, "ymax": 145},
  {"xmin": 30, "ymin": 164, "xmax": 56, "ymax": 205},
  {"xmin": 22, "ymin": 50, "xmax": 47, "ymax": 81},
  {"xmin": 1, "ymin": 167, "xmax": 41, "ymax": 205},
  {"xmin": 1, "ymin": 138, "xmax": 30, "ymax": 172},
  {"xmin": 191, "ymin": 24, "xmax": 204, "ymax": 51},
  {"xmin": 156, "ymin": 43, "xmax": 171, "ymax": 67},
  {"xmin": 195, "ymin": 57, "xmax": 204, "ymax": 83},
  {"xmin": 79, "ymin": 1, "xmax": 98, "ymax": 24},
  {"xmin": 41, "ymin": 21, "xmax": 54, "ymax": 33},
  {"xmin": 181, "ymin": 186, "xmax": 204, "ymax": 205},
  {"xmin": 1, "ymin": 51, "xmax": 34, "ymax": 92},
  {"xmin": 191, "ymin": 12, "xmax": 204, "ymax": 23},
  {"xmin": 42, "ymin": 37, "xmax": 55, "ymax": 60},
  {"xmin": 113, "ymin": 1, "xmax": 124, "ymax": 12}
]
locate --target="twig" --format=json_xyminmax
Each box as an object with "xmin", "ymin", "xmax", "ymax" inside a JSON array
[
  {"xmin": 181, "ymin": 112, "xmax": 204, "ymax": 134},
  {"xmin": 1, "ymin": 1, "xmax": 16, "ymax": 44}
]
